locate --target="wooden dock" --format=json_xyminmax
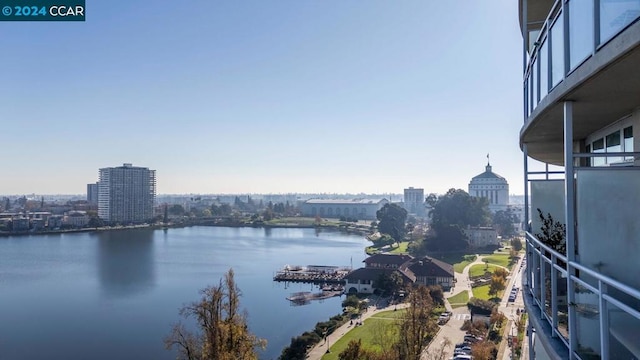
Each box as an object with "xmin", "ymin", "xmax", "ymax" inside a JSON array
[{"xmin": 273, "ymin": 265, "xmax": 351, "ymax": 284}]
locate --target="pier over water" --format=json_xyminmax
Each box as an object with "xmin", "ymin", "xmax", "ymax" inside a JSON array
[{"xmin": 273, "ymin": 265, "xmax": 351, "ymax": 284}]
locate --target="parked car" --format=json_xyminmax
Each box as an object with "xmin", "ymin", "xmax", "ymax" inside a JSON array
[
  {"xmin": 464, "ymin": 335, "xmax": 479, "ymax": 343},
  {"xmin": 453, "ymin": 355, "xmax": 473, "ymax": 360}
]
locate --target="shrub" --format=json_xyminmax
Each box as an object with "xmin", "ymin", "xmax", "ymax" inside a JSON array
[
  {"xmin": 342, "ymin": 295, "xmax": 360, "ymax": 309},
  {"xmin": 468, "ymin": 297, "xmax": 497, "ymax": 315}
]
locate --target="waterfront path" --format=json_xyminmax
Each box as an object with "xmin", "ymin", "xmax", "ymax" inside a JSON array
[
  {"xmin": 306, "ymin": 301, "xmax": 409, "ymax": 360},
  {"xmin": 307, "ymin": 252, "xmax": 522, "ymax": 360}
]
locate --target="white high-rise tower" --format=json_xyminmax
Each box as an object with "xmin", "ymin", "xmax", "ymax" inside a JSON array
[{"xmin": 98, "ymin": 163, "xmax": 156, "ymax": 224}]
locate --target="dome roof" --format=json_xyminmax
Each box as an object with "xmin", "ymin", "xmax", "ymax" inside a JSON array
[{"xmin": 471, "ymin": 164, "xmax": 507, "ymax": 182}]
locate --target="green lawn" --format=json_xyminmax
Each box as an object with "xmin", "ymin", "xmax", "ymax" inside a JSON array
[
  {"xmin": 468, "ymin": 263, "xmax": 501, "ymax": 278},
  {"xmin": 371, "ymin": 308, "xmax": 407, "ymax": 320},
  {"xmin": 482, "ymin": 254, "xmax": 511, "ymax": 268},
  {"xmin": 321, "ymin": 310, "xmax": 401, "ymax": 359},
  {"xmin": 389, "ymin": 241, "xmax": 409, "ymax": 254},
  {"xmin": 447, "ymin": 291, "xmax": 470, "ymax": 308},
  {"xmin": 429, "ymin": 253, "xmax": 476, "ymax": 273},
  {"xmin": 471, "ymin": 284, "xmax": 502, "ymax": 301}
]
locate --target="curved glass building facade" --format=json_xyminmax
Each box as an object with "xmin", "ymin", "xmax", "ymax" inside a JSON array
[{"xmin": 520, "ymin": 0, "xmax": 640, "ymax": 359}]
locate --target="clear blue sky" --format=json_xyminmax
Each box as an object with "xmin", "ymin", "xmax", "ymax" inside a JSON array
[{"xmin": 1, "ymin": 0, "xmax": 530, "ymax": 195}]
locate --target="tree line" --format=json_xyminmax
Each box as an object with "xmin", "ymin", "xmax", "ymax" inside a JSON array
[{"xmin": 371, "ymin": 188, "xmax": 521, "ymax": 255}]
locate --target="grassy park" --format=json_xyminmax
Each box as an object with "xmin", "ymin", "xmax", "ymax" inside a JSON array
[
  {"xmin": 447, "ymin": 291, "xmax": 470, "ymax": 308},
  {"xmin": 321, "ymin": 310, "xmax": 404, "ymax": 360},
  {"xmin": 389, "ymin": 241, "xmax": 410, "ymax": 254},
  {"xmin": 469, "ymin": 263, "xmax": 502, "ymax": 278},
  {"xmin": 481, "ymin": 253, "xmax": 512, "ymax": 268},
  {"xmin": 471, "ymin": 284, "xmax": 504, "ymax": 301}
]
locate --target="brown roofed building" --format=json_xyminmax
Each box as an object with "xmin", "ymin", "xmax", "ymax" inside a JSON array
[
  {"xmin": 364, "ymin": 253, "xmax": 413, "ymax": 269},
  {"xmin": 345, "ymin": 253, "xmax": 455, "ymax": 294},
  {"xmin": 404, "ymin": 256, "xmax": 455, "ymax": 290}
]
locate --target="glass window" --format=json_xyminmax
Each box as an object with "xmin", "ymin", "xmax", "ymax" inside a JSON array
[
  {"xmin": 540, "ymin": 38, "xmax": 549, "ymax": 98},
  {"xmin": 529, "ymin": 29, "xmax": 541, "ymax": 53},
  {"xmin": 525, "ymin": 79, "xmax": 529, "ymax": 117},
  {"xmin": 533, "ymin": 57, "xmax": 539, "ymax": 106},
  {"xmin": 551, "ymin": 13, "xmax": 565, "ymax": 87},
  {"xmin": 606, "ymin": 130, "xmax": 622, "ymax": 163},
  {"xmin": 569, "ymin": 0, "xmax": 594, "ymax": 70},
  {"xmin": 624, "ymin": 126, "xmax": 634, "ymax": 161},
  {"xmin": 593, "ymin": 138, "xmax": 605, "ymax": 166},
  {"xmin": 586, "ymin": 144, "xmax": 591, "ymax": 166},
  {"xmin": 600, "ymin": 0, "xmax": 640, "ymax": 44}
]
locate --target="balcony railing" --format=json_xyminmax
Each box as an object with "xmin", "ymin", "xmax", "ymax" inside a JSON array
[
  {"xmin": 525, "ymin": 231, "xmax": 640, "ymax": 359},
  {"xmin": 523, "ymin": 0, "xmax": 640, "ymax": 119}
]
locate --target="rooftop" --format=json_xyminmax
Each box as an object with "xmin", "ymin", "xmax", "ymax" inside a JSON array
[
  {"xmin": 471, "ymin": 164, "xmax": 507, "ymax": 181},
  {"xmin": 304, "ymin": 198, "xmax": 388, "ymax": 205}
]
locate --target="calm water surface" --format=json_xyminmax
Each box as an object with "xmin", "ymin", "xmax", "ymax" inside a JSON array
[{"xmin": 0, "ymin": 226, "xmax": 368, "ymax": 360}]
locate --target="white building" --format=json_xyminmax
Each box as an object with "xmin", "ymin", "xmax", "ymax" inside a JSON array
[
  {"xmin": 98, "ymin": 163, "xmax": 156, "ymax": 224},
  {"xmin": 403, "ymin": 187, "xmax": 425, "ymax": 216},
  {"xmin": 64, "ymin": 211, "xmax": 89, "ymax": 228},
  {"xmin": 463, "ymin": 226, "xmax": 499, "ymax": 248},
  {"xmin": 468, "ymin": 161, "xmax": 509, "ymax": 213},
  {"xmin": 300, "ymin": 198, "xmax": 388, "ymax": 220}
]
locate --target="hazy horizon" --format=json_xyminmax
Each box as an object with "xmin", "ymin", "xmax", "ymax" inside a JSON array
[{"xmin": 0, "ymin": 191, "xmax": 528, "ymax": 198}]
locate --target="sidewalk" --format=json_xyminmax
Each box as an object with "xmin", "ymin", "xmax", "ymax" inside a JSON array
[{"xmin": 457, "ymin": 254, "xmax": 485, "ymax": 300}]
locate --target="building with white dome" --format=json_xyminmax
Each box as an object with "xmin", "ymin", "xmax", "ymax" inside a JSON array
[{"xmin": 468, "ymin": 159, "xmax": 509, "ymax": 213}]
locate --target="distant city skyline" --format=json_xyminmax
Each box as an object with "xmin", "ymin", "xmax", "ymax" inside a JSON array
[{"xmin": 1, "ymin": 1, "xmax": 546, "ymax": 195}]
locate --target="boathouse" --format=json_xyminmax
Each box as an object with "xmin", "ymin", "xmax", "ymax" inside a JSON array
[{"xmin": 344, "ymin": 254, "xmax": 455, "ymax": 294}]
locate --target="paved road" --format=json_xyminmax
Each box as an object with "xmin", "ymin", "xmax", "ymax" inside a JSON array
[
  {"xmin": 423, "ymin": 250, "xmax": 530, "ymax": 360},
  {"xmin": 420, "ymin": 256, "xmax": 482, "ymax": 359},
  {"xmin": 497, "ymin": 253, "xmax": 529, "ymax": 360}
]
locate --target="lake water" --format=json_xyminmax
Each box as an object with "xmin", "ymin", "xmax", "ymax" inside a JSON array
[{"xmin": 0, "ymin": 226, "xmax": 369, "ymax": 360}]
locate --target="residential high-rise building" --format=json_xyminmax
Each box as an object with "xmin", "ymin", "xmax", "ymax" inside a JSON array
[
  {"xmin": 87, "ymin": 182, "xmax": 98, "ymax": 205},
  {"xmin": 520, "ymin": 1, "xmax": 640, "ymax": 359},
  {"xmin": 98, "ymin": 163, "xmax": 156, "ymax": 224},
  {"xmin": 468, "ymin": 160, "xmax": 509, "ymax": 213},
  {"xmin": 403, "ymin": 187, "xmax": 425, "ymax": 216}
]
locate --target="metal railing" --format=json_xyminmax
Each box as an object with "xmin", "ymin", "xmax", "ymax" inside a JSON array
[{"xmin": 524, "ymin": 231, "xmax": 640, "ymax": 359}]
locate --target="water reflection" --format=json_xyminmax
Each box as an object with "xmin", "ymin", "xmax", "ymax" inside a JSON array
[{"xmin": 96, "ymin": 228, "xmax": 155, "ymax": 297}]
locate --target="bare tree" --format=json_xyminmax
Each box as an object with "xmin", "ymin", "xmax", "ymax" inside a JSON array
[
  {"xmin": 164, "ymin": 269, "xmax": 266, "ymax": 360},
  {"xmin": 423, "ymin": 337, "xmax": 452, "ymax": 360},
  {"xmin": 395, "ymin": 286, "xmax": 438, "ymax": 360},
  {"xmin": 370, "ymin": 318, "xmax": 397, "ymax": 349}
]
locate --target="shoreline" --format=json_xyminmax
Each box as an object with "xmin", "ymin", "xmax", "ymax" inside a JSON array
[{"xmin": 0, "ymin": 219, "xmax": 372, "ymax": 238}]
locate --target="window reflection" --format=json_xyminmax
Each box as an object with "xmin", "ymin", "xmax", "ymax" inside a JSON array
[
  {"xmin": 551, "ymin": 13, "xmax": 565, "ymax": 87},
  {"xmin": 540, "ymin": 39, "xmax": 548, "ymax": 98},
  {"xmin": 606, "ymin": 131, "xmax": 622, "ymax": 163},
  {"xmin": 592, "ymin": 138, "xmax": 606, "ymax": 166},
  {"xmin": 586, "ymin": 126, "xmax": 633, "ymax": 166},
  {"xmin": 624, "ymin": 126, "xmax": 634, "ymax": 161},
  {"xmin": 569, "ymin": 0, "xmax": 594, "ymax": 70},
  {"xmin": 533, "ymin": 57, "xmax": 539, "ymax": 106},
  {"xmin": 600, "ymin": 0, "xmax": 640, "ymax": 43}
]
